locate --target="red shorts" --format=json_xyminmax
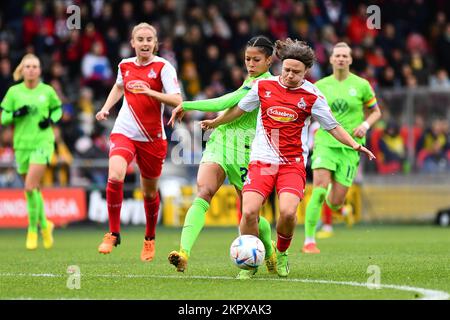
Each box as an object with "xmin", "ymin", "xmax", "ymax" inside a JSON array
[
  {"xmin": 243, "ymin": 161, "xmax": 306, "ymax": 199},
  {"xmin": 109, "ymin": 133, "xmax": 167, "ymax": 179}
]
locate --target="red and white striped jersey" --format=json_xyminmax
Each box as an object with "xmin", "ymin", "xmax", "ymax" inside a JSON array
[
  {"xmin": 111, "ymin": 56, "xmax": 180, "ymax": 141},
  {"xmin": 238, "ymin": 76, "xmax": 338, "ymax": 165}
]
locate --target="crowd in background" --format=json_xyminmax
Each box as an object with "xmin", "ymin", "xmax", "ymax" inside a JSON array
[{"xmin": 0, "ymin": 0, "xmax": 449, "ymax": 188}]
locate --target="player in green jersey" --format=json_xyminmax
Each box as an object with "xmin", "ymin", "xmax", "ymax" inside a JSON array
[
  {"xmin": 302, "ymin": 42, "xmax": 381, "ymax": 254},
  {"xmin": 0, "ymin": 54, "xmax": 62, "ymax": 250},
  {"xmin": 167, "ymin": 36, "xmax": 277, "ymax": 279}
]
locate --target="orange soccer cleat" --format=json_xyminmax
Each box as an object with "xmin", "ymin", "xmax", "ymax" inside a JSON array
[
  {"xmin": 302, "ymin": 242, "xmax": 321, "ymax": 254},
  {"xmin": 141, "ymin": 239, "xmax": 155, "ymax": 262},
  {"xmin": 98, "ymin": 232, "xmax": 120, "ymax": 254}
]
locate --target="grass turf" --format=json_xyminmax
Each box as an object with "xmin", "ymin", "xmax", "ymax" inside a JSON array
[{"xmin": 0, "ymin": 224, "xmax": 449, "ymax": 300}]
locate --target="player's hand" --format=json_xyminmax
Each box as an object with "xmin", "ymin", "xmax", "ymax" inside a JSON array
[
  {"xmin": 200, "ymin": 119, "xmax": 218, "ymax": 130},
  {"xmin": 38, "ymin": 117, "xmax": 52, "ymax": 129},
  {"xmin": 353, "ymin": 123, "xmax": 369, "ymax": 138},
  {"xmin": 13, "ymin": 105, "xmax": 30, "ymax": 117},
  {"xmin": 168, "ymin": 104, "xmax": 185, "ymax": 128},
  {"xmin": 354, "ymin": 144, "xmax": 376, "ymax": 160},
  {"xmin": 134, "ymin": 83, "xmax": 153, "ymax": 97},
  {"xmin": 96, "ymin": 109, "xmax": 109, "ymax": 121}
]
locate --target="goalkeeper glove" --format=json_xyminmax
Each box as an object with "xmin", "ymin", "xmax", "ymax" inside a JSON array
[
  {"xmin": 38, "ymin": 117, "xmax": 53, "ymax": 129},
  {"xmin": 13, "ymin": 105, "xmax": 30, "ymax": 117}
]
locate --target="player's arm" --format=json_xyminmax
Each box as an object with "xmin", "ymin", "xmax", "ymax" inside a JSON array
[
  {"xmin": 200, "ymin": 106, "xmax": 246, "ymax": 130},
  {"xmin": 312, "ymin": 94, "xmax": 375, "ymax": 160},
  {"xmin": 200, "ymin": 80, "xmax": 260, "ymax": 129},
  {"xmin": 353, "ymin": 85, "xmax": 382, "ymax": 138},
  {"xmin": 136, "ymin": 62, "xmax": 182, "ymax": 107},
  {"xmin": 0, "ymin": 88, "xmax": 28, "ymax": 126},
  {"xmin": 96, "ymin": 83, "xmax": 124, "ymax": 121}
]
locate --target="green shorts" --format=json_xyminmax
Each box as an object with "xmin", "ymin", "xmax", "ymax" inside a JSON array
[
  {"xmin": 311, "ymin": 144, "xmax": 360, "ymax": 187},
  {"xmin": 201, "ymin": 134, "xmax": 251, "ymax": 190},
  {"xmin": 15, "ymin": 144, "xmax": 54, "ymax": 175}
]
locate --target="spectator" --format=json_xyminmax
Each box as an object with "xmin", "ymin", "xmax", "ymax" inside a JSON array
[
  {"xmin": 430, "ymin": 69, "xmax": 450, "ymax": 88},
  {"xmin": 378, "ymin": 121, "xmax": 408, "ymax": 174},
  {"xmin": 417, "ymin": 118, "xmax": 450, "ymax": 173}
]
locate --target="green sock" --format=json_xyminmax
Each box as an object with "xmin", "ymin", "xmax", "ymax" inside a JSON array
[
  {"xmin": 36, "ymin": 190, "xmax": 48, "ymax": 229},
  {"xmin": 180, "ymin": 197, "xmax": 210, "ymax": 257},
  {"xmin": 304, "ymin": 187, "xmax": 327, "ymax": 239},
  {"xmin": 325, "ymin": 195, "xmax": 343, "ymax": 212},
  {"xmin": 258, "ymin": 216, "xmax": 273, "ymax": 258},
  {"xmin": 25, "ymin": 190, "xmax": 39, "ymax": 233}
]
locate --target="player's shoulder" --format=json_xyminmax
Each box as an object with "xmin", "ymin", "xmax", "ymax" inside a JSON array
[
  {"xmin": 315, "ymin": 74, "xmax": 334, "ymax": 86},
  {"xmin": 118, "ymin": 57, "xmax": 136, "ymax": 67},
  {"xmin": 301, "ymin": 79, "xmax": 325, "ymax": 97},
  {"xmin": 349, "ymin": 72, "xmax": 371, "ymax": 87}
]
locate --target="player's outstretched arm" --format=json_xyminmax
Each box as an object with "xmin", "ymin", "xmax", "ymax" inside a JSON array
[
  {"xmin": 200, "ymin": 106, "xmax": 245, "ymax": 130},
  {"xmin": 328, "ymin": 125, "xmax": 376, "ymax": 160},
  {"xmin": 96, "ymin": 84, "xmax": 124, "ymax": 121}
]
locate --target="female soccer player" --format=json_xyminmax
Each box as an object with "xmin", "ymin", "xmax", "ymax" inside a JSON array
[
  {"xmin": 0, "ymin": 54, "xmax": 62, "ymax": 250},
  {"xmin": 201, "ymin": 38, "xmax": 375, "ymax": 277},
  {"xmin": 168, "ymin": 36, "xmax": 277, "ymax": 279},
  {"xmin": 96, "ymin": 23, "xmax": 182, "ymax": 261},
  {"xmin": 302, "ymin": 42, "xmax": 381, "ymax": 252}
]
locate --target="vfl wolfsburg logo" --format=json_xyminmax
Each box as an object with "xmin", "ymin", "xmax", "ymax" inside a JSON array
[{"xmin": 331, "ymin": 99, "xmax": 348, "ymax": 113}]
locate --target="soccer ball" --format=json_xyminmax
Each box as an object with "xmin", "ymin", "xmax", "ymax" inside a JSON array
[{"xmin": 230, "ymin": 235, "xmax": 265, "ymax": 270}]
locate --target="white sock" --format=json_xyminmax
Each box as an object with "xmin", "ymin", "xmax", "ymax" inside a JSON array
[
  {"xmin": 321, "ymin": 224, "xmax": 333, "ymax": 232},
  {"xmin": 304, "ymin": 237, "xmax": 316, "ymax": 245}
]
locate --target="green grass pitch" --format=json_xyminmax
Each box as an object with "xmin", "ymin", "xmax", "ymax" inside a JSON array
[{"xmin": 0, "ymin": 224, "xmax": 449, "ymax": 300}]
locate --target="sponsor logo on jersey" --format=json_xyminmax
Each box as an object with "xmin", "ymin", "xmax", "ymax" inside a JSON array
[
  {"xmin": 264, "ymin": 91, "xmax": 271, "ymax": 98},
  {"xmin": 267, "ymin": 106, "xmax": 298, "ymax": 122},
  {"xmin": 148, "ymin": 68, "xmax": 157, "ymax": 79},
  {"xmin": 349, "ymin": 87, "xmax": 357, "ymax": 96},
  {"xmin": 124, "ymin": 70, "xmax": 129, "ymax": 77},
  {"xmin": 297, "ymin": 97, "xmax": 307, "ymax": 109},
  {"xmin": 126, "ymin": 80, "xmax": 151, "ymax": 93}
]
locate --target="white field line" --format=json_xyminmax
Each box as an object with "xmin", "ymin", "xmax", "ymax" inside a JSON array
[{"xmin": 0, "ymin": 273, "xmax": 448, "ymax": 300}]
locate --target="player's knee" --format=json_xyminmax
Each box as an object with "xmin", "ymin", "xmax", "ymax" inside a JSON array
[
  {"xmin": 279, "ymin": 208, "xmax": 297, "ymax": 223},
  {"xmin": 108, "ymin": 170, "xmax": 126, "ymax": 182},
  {"xmin": 142, "ymin": 190, "xmax": 158, "ymax": 200},
  {"xmin": 196, "ymin": 185, "xmax": 216, "ymax": 203}
]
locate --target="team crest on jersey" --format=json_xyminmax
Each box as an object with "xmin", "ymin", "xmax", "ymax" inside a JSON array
[
  {"xmin": 267, "ymin": 106, "xmax": 298, "ymax": 122},
  {"xmin": 148, "ymin": 68, "xmax": 157, "ymax": 79},
  {"xmin": 126, "ymin": 80, "xmax": 151, "ymax": 93},
  {"xmin": 264, "ymin": 91, "xmax": 271, "ymax": 98},
  {"xmin": 349, "ymin": 87, "xmax": 357, "ymax": 96},
  {"xmin": 297, "ymin": 97, "xmax": 307, "ymax": 110}
]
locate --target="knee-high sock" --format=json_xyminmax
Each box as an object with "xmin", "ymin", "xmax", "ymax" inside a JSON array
[
  {"xmin": 258, "ymin": 216, "xmax": 273, "ymax": 258},
  {"xmin": 180, "ymin": 197, "xmax": 209, "ymax": 257},
  {"xmin": 144, "ymin": 193, "xmax": 160, "ymax": 240},
  {"xmin": 106, "ymin": 179, "xmax": 123, "ymax": 234},
  {"xmin": 36, "ymin": 190, "xmax": 48, "ymax": 229},
  {"xmin": 322, "ymin": 202, "xmax": 333, "ymax": 225},
  {"xmin": 25, "ymin": 190, "xmax": 39, "ymax": 233},
  {"xmin": 304, "ymin": 187, "xmax": 327, "ymax": 239},
  {"xmin": 276, "ymin": 232, "xmax": 292, "ymax": 253}
]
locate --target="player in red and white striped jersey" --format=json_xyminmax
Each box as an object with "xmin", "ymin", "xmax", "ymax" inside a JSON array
[
  {"xmin": 201, "ymin": 38, "xmax": 375, "ymax": 277},
  {"xmin": 95, "ymin": 23, "xmax": 182, "ymax": 261}
]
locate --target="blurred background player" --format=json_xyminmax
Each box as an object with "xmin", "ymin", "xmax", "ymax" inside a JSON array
[
  {"xmin": 96, "ymin": 23, "xmax": 182, "ymax": 261},
  {"xmin": 167, "ymin": 36, "xmax": 277, "ymax": 279},
  {"xmin": 303, "ymin": 42, "xmax": 381, "ymax": 252},
  {"xmin": 201, "ymin": 38, "xmax": 375, "ymax": 277},
  {"xmin": 0, "ymin": 53, "xmax": 62, "ymax": 250}
]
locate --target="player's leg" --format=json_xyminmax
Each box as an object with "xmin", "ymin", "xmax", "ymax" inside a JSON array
[
  {"xmin": 276, "ymin": 192, "xmax": 301, "ymax": 277},
  {"xmin": 303, "ymin": 168, "xmax": 331, "ymax": 253},
  {"xmin": 168, "ymin": 162, "xmax": 226, "ymax": 272},
  {"xmin": 22, "ymin": 163, "xmax": 46, "ymax": 250},
  {"xmin": 275, "ymin": 164, "xmax": 304, "ymax": 277},
  {"xmin": 140, "ymin": 176, "xmax": 160, "ymax": 261},
  {"xmin": 136, "ymin": 138, "xmax": 167, "ymax": 262}
]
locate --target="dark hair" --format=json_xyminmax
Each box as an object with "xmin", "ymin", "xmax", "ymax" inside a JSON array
[
  {"xmin": 246, "ymin": 36, "xmax": 274, "ymax": 57},
  {"xmin": 275, "ymin": 38, "xmax": 315, "ymax": 68}
]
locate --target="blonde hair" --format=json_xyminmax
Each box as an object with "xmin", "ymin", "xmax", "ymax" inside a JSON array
[
  {"xmin": 13, "ymin": 54, "xmax": 40, "ymax": 81},
  {"xmin": 333, "ymin": 42, "xmax": 352, "ymax": 55},
  {"xmin": 131, "ymin": 23, "xmax": 158, "ymax": 53}
]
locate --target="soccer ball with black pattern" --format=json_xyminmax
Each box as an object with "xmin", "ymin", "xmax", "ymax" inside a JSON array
[{"xmin": 230, "ymin": 235, "xmax": 265, "ymax": 270}]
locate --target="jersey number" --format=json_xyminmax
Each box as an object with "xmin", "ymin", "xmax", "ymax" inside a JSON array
[{"xmin": 240, "ymin": 167, "xmax": 248, "ymax": 183}]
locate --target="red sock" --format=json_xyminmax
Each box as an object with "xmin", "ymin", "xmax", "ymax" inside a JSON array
[
  {"xmin": 276, "ymin": 232, "xmax": 292, "ymax": 252},
  {"xmin": 322, "ymin": 203, "xmax": 333, "ymax": 225},
  {"xmin": 106, "ymin": 179, "xmax": 123, "ymax": 234},
  {"xmin": 144, "ymin": 193, "xmax": 160, "ymax": 239}
]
